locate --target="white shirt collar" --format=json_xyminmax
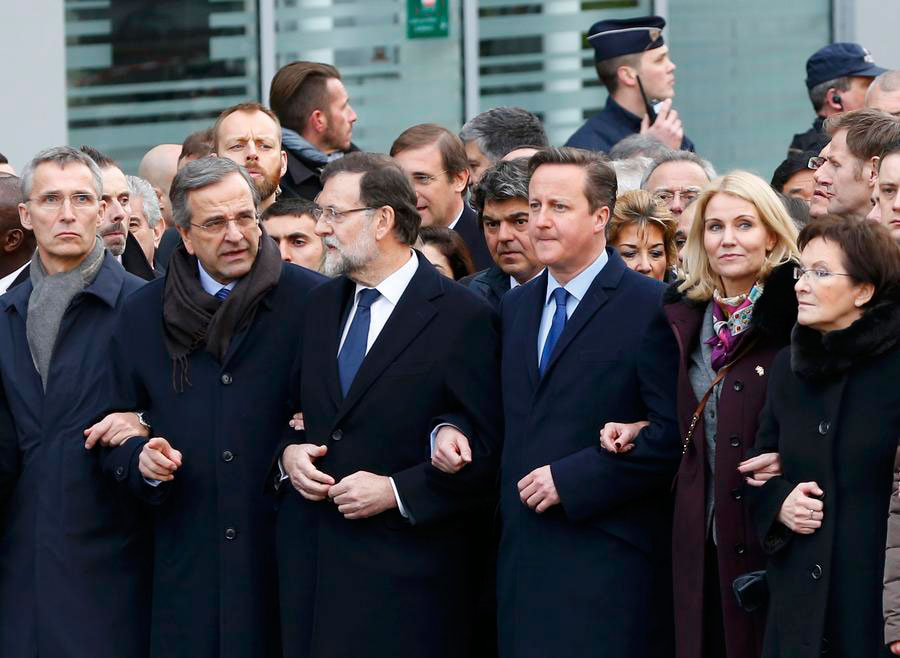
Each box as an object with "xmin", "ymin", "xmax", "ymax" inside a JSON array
[
  {"xmin": 447, "ymin": 203, "xmax": 465, "ymax": 231},
  {"xmin": 197, "ymin": 262, "xmax": 237, "ymax": 296},
  {"xmin": 0, "ymin": 260, "xmax": 30, "ymax": 295},
  {"xmin": 545, "ymin": 249, "xmax": 608, "ymax": 305},
  {"xmin": 353, "ymin": 249, "xmax": 418, "ymax": 304}
]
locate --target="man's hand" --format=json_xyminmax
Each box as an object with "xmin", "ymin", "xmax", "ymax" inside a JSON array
[
  {"xmin": 737, "ymin": 452, "xmax": 783, "ymax": 487},
  {"xmin": 283, "ymin": 443, "xmax": 334, "ymax": 500},
  {"xmin": 599, "ymin": 420, "xmax": 649, "ymax": 454},
  {"xmin": 138, "ymin": 438, "xmax": 182, "ymax": 482},
  {"xmin": 778, "ymin": 481, "xmax": 824, "ymax": 534},
  {"xmin": 328, "ymin": 471, "xmax": 396, "ymax": 520},
  {"xmin": 431, "ymin": 426, "xmax": 472, "ymax": 474},
  {"xmin": 640, "ymin": 98, "xmax": 684, "ymax": 150},
  {"xmin": 518, "ymin": 465, "xmax": 560, "ymax": 513},
  {"xmin": 84, "ymin": 412, "xmax": 148, "ymax": 450},
  {"xmin": 288, "ymin": 412, "xmax": 305, "ymax": 431},
  {"xmin": 890, "ymin": 641, "xmax": 900, "ymax": 656}
]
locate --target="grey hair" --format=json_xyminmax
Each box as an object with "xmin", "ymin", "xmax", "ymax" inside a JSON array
[
  {"xmin": 459, "ymin": 107, "xmax": 549, "ymax": 162},
  {"xmin": 867, "ymin": 70, "xmax": 900, "ymax": 101},
  {"xmin": 608, "ymin": 134, "xmax": 673, "ymax": 161},
  {"xmin": 20, "ymin": 146, "xmax": 103, "ymax": 201},
  {"xmin": 471, "ymin": 158, "xmax": 530, "ymax": 217},
  {"xmin": 808, "ymin": 76, "xmax": 851, "ymax": 113},
  {"xmin": 612, "ymin": 157, "xmax": 653, "ymax": 193},
  {"xmin": 641, "ymin": 150, "xmax": 717, "ymax": 189},
  {"xmin": 126, "ymin": 175, "xmax": 162, "ymax": 229},
  {"xmin": 170, "ymin": 156, "xmax": 260, "ymax": 230}
]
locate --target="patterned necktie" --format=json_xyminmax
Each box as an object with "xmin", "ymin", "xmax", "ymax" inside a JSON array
[
  {"xmin": 539, "ymin": 287, "xmax": 569, "ymax": 377},
  {"xmin": 215, "ymin": 287, "xmax": 231, "ymax": 301},
  {"xmin": 337, "ymin": 288, "xmax": 381, "ymax": 397}
]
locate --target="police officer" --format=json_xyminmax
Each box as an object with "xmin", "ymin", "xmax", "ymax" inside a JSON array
[
  {"xmin": 787, "ymin": 42, "xmax": 885, "ymax": 156},
  {"xmin": 565, "ymin": 16, "xmax": 694, "ymax": 154}
]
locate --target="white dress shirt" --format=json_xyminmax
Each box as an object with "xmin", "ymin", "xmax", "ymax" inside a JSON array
[
  {"xmin": 0, "ymin": 261, "xmax": 29, "ymax": 295},
  {"xmin": 198, "ymin": 262, "xmax": 237, "ymax": 296},
  {"xmin": 536, "ymin": 250, "xmax": 608, "ymax": 360},
  {"xmin": 446, "ymin": 204, "xmax": 464, "ymax": 231}
]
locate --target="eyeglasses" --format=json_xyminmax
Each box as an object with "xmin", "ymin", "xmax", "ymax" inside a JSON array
[
  {"xmin": 190, "ymin": 215, "xmax": 259, "ymax": 234},
  {"xmin": 28, "ymin": 192, "xmax": 98, "ymax": 210},
  {"xmin": 410, "ymin": 171, "xmax": 448, "ymax": 186},
  {"xmin": 793, "ymin": 266, "xmax": 854, "ymax": 282},
  {"xmin": 312, "ymin": 206, "xmax": 375, "ymax": 225},
  {"xmin": 807, "ymin": 156, "xmax": 826, "ymax": 171},
  {"xmin": 653, "ymin": 188, "xmax": 701, "ymax": 205}
]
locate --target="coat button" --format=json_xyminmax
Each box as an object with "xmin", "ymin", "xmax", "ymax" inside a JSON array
[
  {"xmin": 729, "ymin": 436, "xmax": 740, "ymax": 447},
  {"xmin": 818, "ymin": 420, "xmax": 829, "ymax": 435},
  {"xmin": 115, "ymin": 465, "xmax": 125, "ymax": 479},
  {"xmin": 811, "ymin": 564, "xmax": 823, "ymax": 579},
  {"xmin": 221, "ymin": 373, "xmax": 233, "ymax": 385},
  {"xmin": 733, "ymin": 380, "xmax": 744, "ymax": 392},
  {"xmin": 735, "ymin": 543, "xmax": 746, "ymax": 555},
  {"xmin": 224, "ymin": 527, "xmax": 237, "ymax": 540},
  {"xmin": 730, "ymin": 487, "xmax": 742, "ymax": 501},
  {"xmin": 222, "ymin": 450, "xmax": 234, "ymax": 462},
  {"xmin": 331, "ymin": 429, "xmax": 343, "ymax": 441}
]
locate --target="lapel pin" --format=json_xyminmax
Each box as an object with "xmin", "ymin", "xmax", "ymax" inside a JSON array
[{"xmin": 755, "ymin": 366, "xmax": 765, "ymax": 377}]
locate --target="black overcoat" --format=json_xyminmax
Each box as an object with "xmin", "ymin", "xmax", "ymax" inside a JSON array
[
  {"xmin": 274, "ymin": 252, "xmax": 503, "ymax": 658},
  {"xmin": 104, "ymin": 261, "xmax": 325, "ymax": 658},
  {"xmin": 748, "ymin": 299, "xmax": 900, "ymax": 658},
  {"xmin": 497, "ymin": 249, "xmax": 680, "ymax": 658},
  {"xmin": 0, "ymin": 254, "xmax": 150, "ymax": 658}
]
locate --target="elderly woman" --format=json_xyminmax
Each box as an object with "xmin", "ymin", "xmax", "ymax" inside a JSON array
[
  {"xmin": 602, "ymin": 171, "xmax": 800, "ymax": 658},
  {"xmin": 748, "ymin": 216, "xmax": 900, "ymax": 658},
  {"xmin": 607, "ymin": 189, "xmax": 679, "ymax": 281}
]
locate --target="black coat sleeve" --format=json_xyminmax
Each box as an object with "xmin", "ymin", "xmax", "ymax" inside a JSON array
[{"xmin": 0, "ymin": 377, "xmax": 19, "ymax": 514}]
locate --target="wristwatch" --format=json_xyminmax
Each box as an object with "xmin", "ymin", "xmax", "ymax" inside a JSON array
[{"xmin": 136, "ymin": 411, "xmax": 151, "ymax": 432}]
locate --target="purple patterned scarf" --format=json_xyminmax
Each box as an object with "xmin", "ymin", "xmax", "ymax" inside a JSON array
[{"xmin": 705, "ymin": 282, "xmax": 763, "ymax": 371}]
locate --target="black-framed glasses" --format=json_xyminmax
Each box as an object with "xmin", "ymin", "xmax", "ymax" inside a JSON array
[
  {"xmin": 190, "ymin": 215, "xmax": 259, "ymax": 234},
  {"xmin": 312, "ymin": 206, "xmax": 375, "ymax": 225},
  {"xmin": 793, "ymin": 266, "xmax": 853, "ymax": 282},
  {"xmin": 807, "ymin": 156, "xmax": 826, "ymax": 171}
]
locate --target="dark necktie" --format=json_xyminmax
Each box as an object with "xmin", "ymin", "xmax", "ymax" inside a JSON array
[
  {"xmin": 539, "ymin": 287, "xmax": 569, "ymax": 377},
  {"xmin": 337, "ymin": 288, "xmax": 381, "ymax": 397},
  {"xmin": 215, "ymin": 287, "xmax": 231, "ymax": 301}
]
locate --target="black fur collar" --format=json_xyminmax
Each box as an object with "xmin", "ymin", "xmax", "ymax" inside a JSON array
[
  {"xmin": 663, "ymin": 261, "xmax": 798, "ymax": 342},
  {"xmin": 790, "ymin": 297, "xmax": 900, "ymax": 382}
]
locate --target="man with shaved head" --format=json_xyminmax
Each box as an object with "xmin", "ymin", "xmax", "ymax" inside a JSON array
[
  {"xmin": 138, "ymin": 144, "xmax": 180, "ymax": 228},
  {"xmin": 866, "ymin": 70, "xmax": 900, "ymax": 116},
  {"xmin": 0, "ymin": 175, "xmax": 34, "ymax": 294}
]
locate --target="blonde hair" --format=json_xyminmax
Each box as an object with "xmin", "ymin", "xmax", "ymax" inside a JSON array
[
  {"xmin": 608, "ymin": 189, "xmax": 678, "ymax": 271},
  {"xmin": 679, "ymin": 170, "xmax": 800, "ymax": 302}
]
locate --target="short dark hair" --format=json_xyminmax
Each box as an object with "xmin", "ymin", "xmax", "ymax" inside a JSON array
[
  {"xmin": 390, "ymin": 123, "xmax": 469, "ymax": 177},
  {"xmin": 472, "ymin": 158, "xmax": 530, "ymax": 222},
  {"xmin": 595, "ymin": 52, "xmax": 642, "ymax": 94},
  {"xmin": 180, "ymin": 128, "xmax": 215, "ymax": 162},
  {"xmin": 0, "ymin": 152, "xmax": 7, "ymax": 165},
  {"xmin": 798, "ymin": 215, "xmax": 900, "ymax": 308},
  {"xmin": 458, "ymin": 107, "xmax": 549, "ymax": 162},
  {"xmin": 212, "ymin": 102, "xmax": 281, "ymax": 152},
  {"xmin": 824, "ymin": 109, "xmax": 900, "ymax": 163},
  {"xmin": 321, "ymin": 152, "xmax": 421, "ymax": 245},
  {"xmin": 528, "ymin": 147, "xmax": 618, "ymax": 215},
  {"xmin": 777, "ymin": 191, "xmax": 812, "ymax": 229},
  {"xmin": 772, "ymin": 152, "xmax": 816, "ymax": 192},
  {"xmin": 269, "ymin": 61, "xmax": 341, "ymax": 134},
  {"xmin": 0, "ymin": 175, "xmax": 22, "ymax": 232},
  {"xmin": 418, "ymin": 226, "xmax": 475, "ymax": 280},
  {"xmin": 79, "ymin": 145, "xmax": 118, "ymax": 170},
  {"xmin": 260, "ymin": 196, "xmax": 318, "ymax": 223}
]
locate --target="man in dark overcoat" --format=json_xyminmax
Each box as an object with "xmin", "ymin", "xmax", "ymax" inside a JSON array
[
  {"xmin": 0, "ymin": 146, "xmax": 150, "ymax": 657},
  {"xmin": 103, "ymin": 156, "xmax": 325, "ymax": 658},
  {"xmin": 497, "ymin": 147, "xmax": 680, "ymax": 658},
  {"xmin": 274, "ymin": 152, "xmax": 502, "ymax": 658}
]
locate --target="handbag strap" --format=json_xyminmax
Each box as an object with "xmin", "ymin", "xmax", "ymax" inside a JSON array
[{"xmin": 681, "ymin": 336, "xmax": 759, "ymax": 455}]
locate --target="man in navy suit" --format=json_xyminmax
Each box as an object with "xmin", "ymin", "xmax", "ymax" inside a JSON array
[
  {"xmin": 274, "ymin": 152, "xmax": 502, "ymax": 658},
  {"xmin": 497, "ymin": 147, "xmax": 680, "ymax": 658}
]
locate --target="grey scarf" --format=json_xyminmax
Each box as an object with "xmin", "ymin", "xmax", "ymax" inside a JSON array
[
  {"xmin": 26, "ymin": 238, "xmax": 105, "ymax": 389},
  {"xmin": 281, "ymin": 127, "xmax": 346, "ymax": 167}
]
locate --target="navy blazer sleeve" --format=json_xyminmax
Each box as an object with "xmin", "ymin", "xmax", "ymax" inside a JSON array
[
  {"xmin": 550, "ymin": 304, "xmax": 681, "ymax": 522},
  {"xmin": 0, "ymin": 377, "xmax": 19, "ymax": 514}
]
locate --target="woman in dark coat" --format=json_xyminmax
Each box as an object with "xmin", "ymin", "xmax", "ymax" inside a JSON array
[
  {"xmin": 603, "ymin": 171, "xmax": 800, "ymax": 658},
  {"xmin": 748, "ymin": 215, "xmax": 900, "ymax": 658}
]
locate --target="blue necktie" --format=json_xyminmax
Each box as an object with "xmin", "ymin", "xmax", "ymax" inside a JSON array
[
  {"xmin": 337, "ymin": 288, "xmax": 381, "ymax": 397},
  {"xmin": 539, "ymin": 287, "xmax": 569, "ymax": 377},
  {"xmin": 215, "ymin": 287, "xmax": 231, "ymax": 301}
]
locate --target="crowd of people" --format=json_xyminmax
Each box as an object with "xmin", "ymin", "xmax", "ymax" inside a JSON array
[{"xmin": 3, "ymin": 12, "xmax": 900, "ymax": 658}]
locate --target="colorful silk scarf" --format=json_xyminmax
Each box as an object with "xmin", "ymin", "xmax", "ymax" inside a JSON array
[{"xmin": 705, "ymin": 282, "xmax": 763, "ymax": 371}]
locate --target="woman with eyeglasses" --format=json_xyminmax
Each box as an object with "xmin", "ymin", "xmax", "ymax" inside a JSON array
[
  {"xmin": 746, "ymin": 216, "xmax": 900, "ymax": 658},
  {"xmin": 601, "ymin": 171, "xmax": 800, "ymax": 658}
]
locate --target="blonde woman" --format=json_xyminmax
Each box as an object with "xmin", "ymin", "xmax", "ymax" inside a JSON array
[
  {"xmin": 601, "ymin": 171, "xmax": 800, "ymax": 658},
  {"xmin": 608, "ymin": 189, "xmax": 678, "ymax": 282}
]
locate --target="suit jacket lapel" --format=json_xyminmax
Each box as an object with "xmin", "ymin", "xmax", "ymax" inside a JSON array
[
  {"xmin": 522, "ymin": 271, "xmax": 547, "ymax": 391},
  {"xmin": 323, "ymin": 277, "xmax": 356, "ymax": 408},
  {"xmin": 333, "ymin": 254, "xmax": 441, "ymax": 426}
]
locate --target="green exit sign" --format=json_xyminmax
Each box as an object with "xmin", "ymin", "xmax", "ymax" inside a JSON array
[{"xmin": 407, "ymin": 0, "xmax": 449, "ymax": 39}]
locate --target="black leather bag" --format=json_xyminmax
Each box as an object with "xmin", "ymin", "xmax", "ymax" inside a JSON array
[{"xmin": 732, "ymin": 570, "xmax": 768, "ymax": 612}]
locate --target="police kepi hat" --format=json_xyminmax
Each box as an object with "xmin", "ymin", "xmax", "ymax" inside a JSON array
[
  {"xmin": 805, "ymin": 42, "xmax": 886, "ymax": 89},
  {"xmin": 587, "ymin": 16, "xmax": 666, "ymax": 63}
]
